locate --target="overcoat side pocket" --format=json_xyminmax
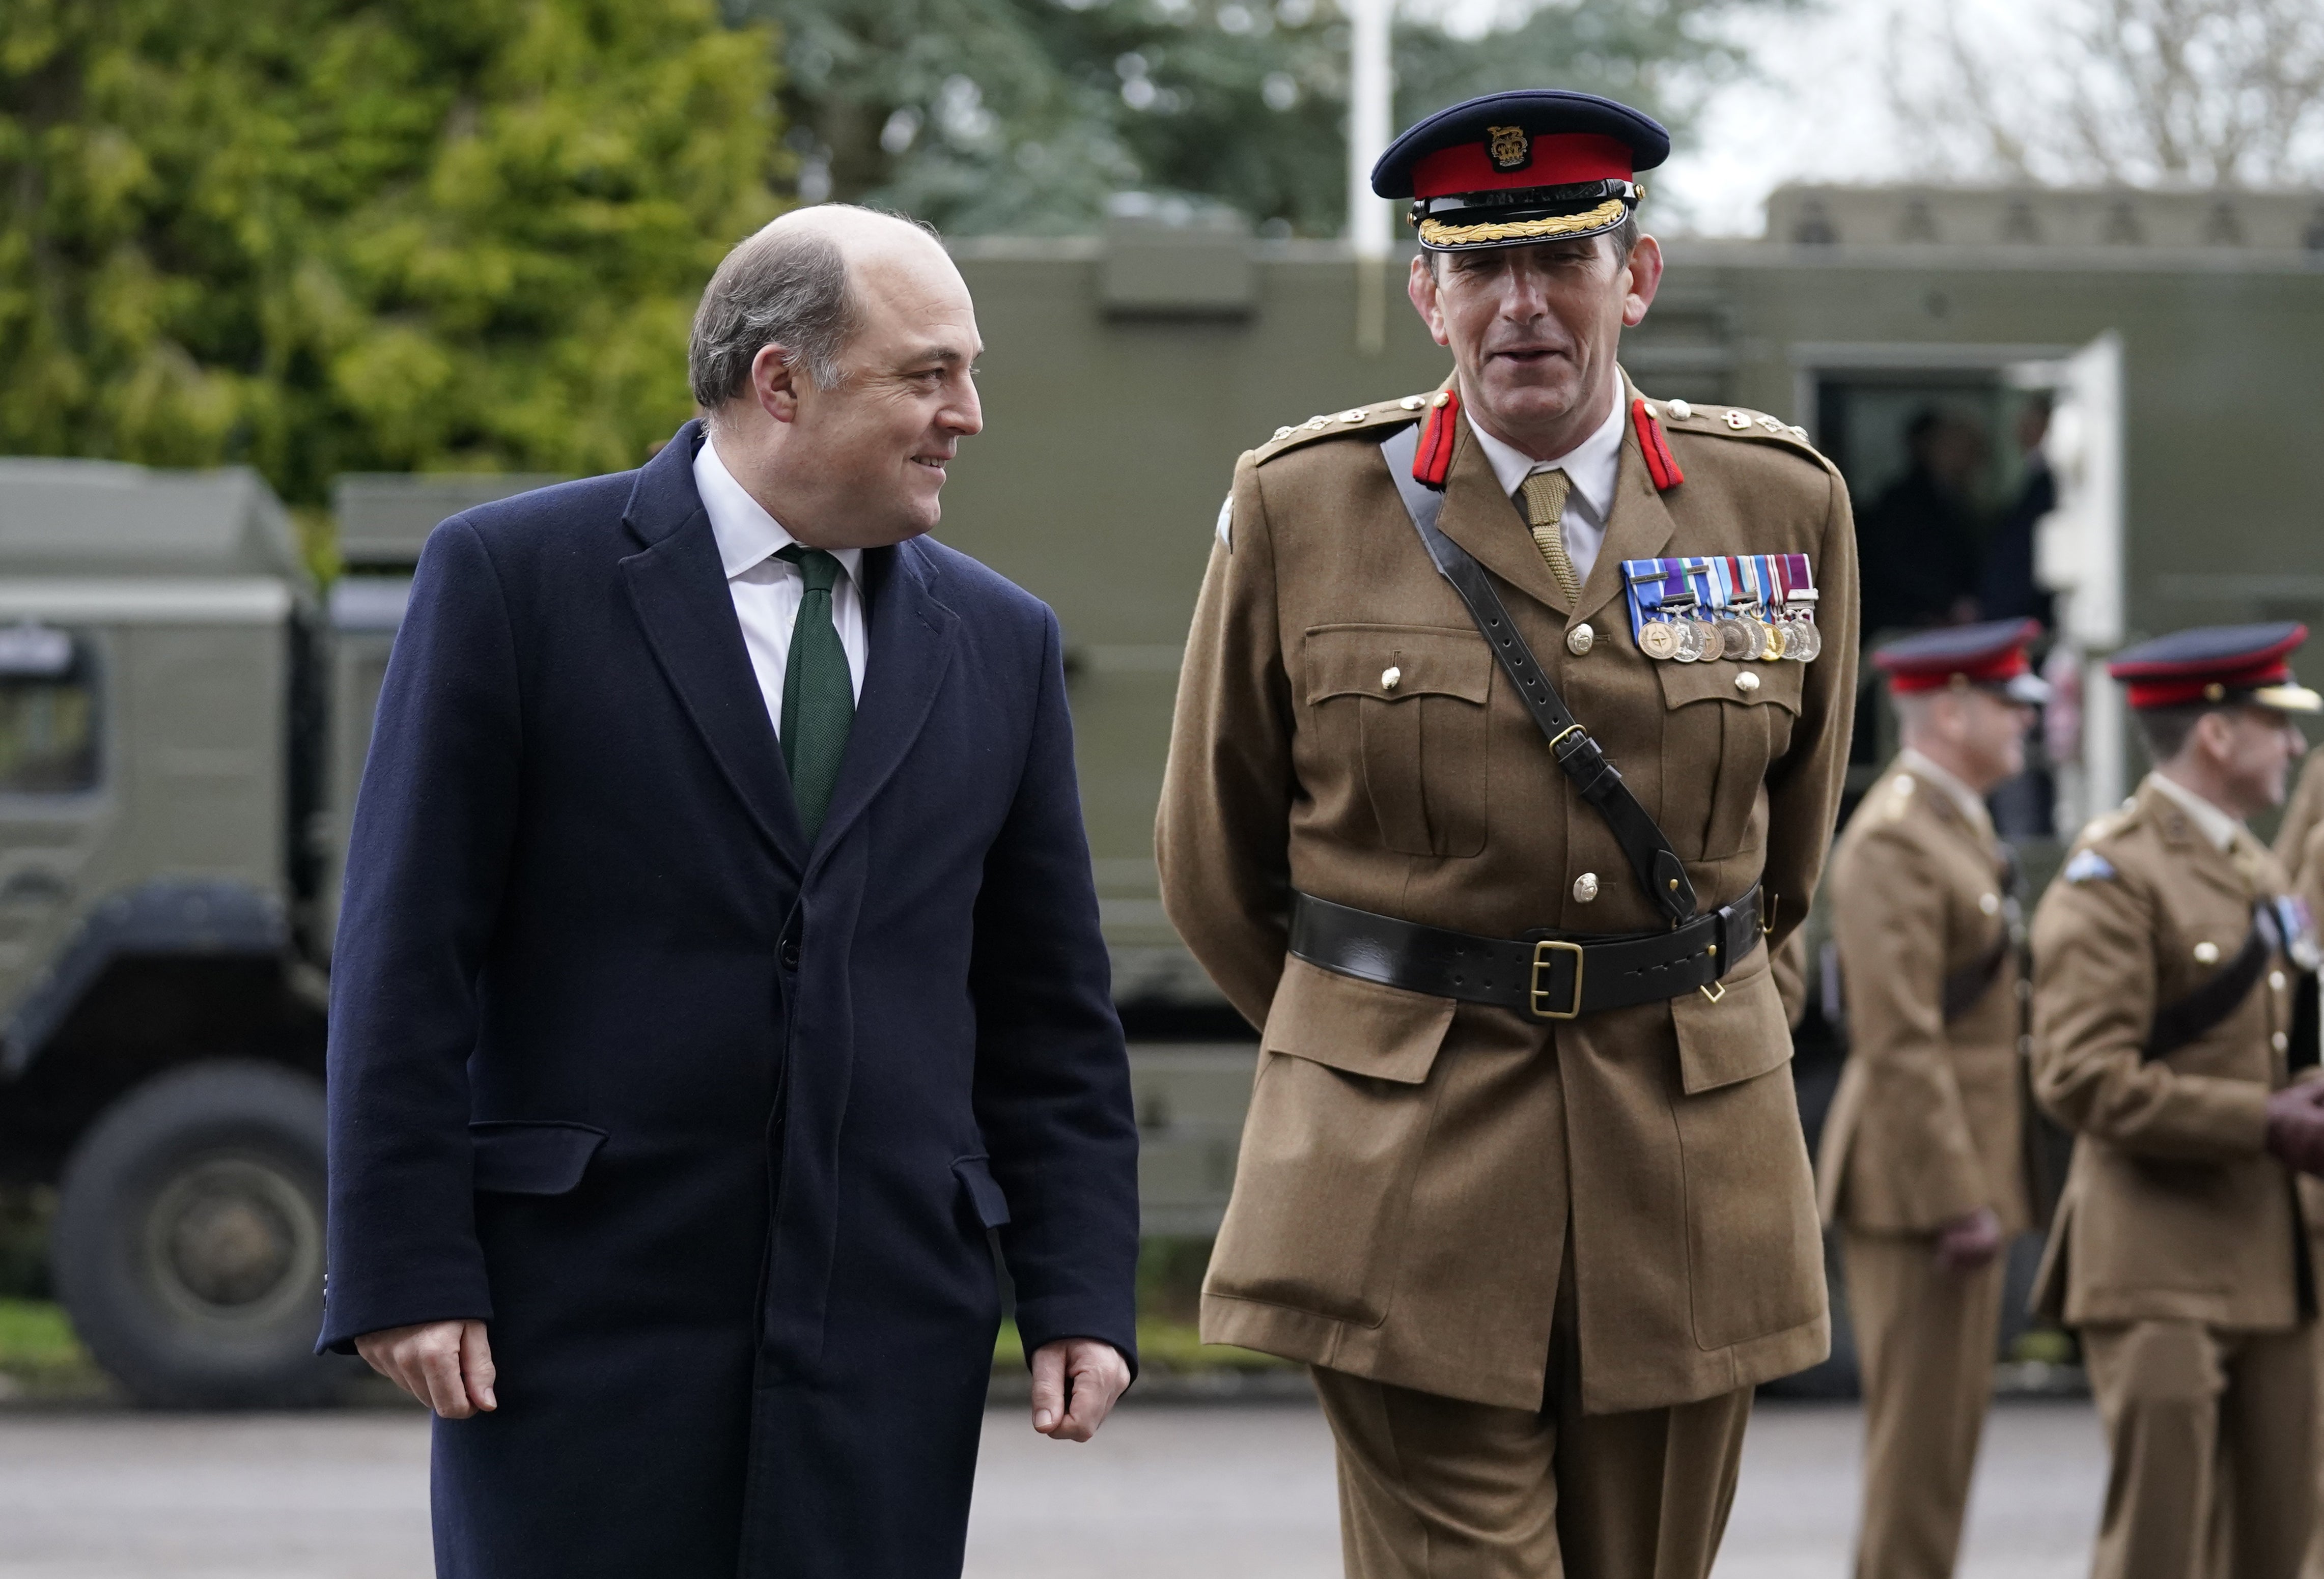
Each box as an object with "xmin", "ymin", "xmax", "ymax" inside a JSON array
[{"xmin": 469, "ymin": 1120, "xmax": 609, "ymax": 1196}]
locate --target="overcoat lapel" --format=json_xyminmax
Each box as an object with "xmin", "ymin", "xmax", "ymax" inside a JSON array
[
  {"xmin": 807, "ymin": 539, "xmax": 959, "ymax": 868},
  {"xmin": 618, "ymin": 423, "xmax": 809, "ymax": 876}
]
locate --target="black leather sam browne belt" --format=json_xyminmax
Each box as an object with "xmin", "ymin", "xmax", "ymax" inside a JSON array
[
  {"xmin": 1279, "ymin": 419, "xmax": 1766, "ymax": 1020},
  {"xmin": 1291, "ymin": 887, "xmax": 1762, "ymax": 1020}
]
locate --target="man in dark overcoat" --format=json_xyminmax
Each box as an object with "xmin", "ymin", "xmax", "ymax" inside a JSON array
[{"xmin": 319, "ymin": 205, "xmax": 1140, "ymax": 1577}]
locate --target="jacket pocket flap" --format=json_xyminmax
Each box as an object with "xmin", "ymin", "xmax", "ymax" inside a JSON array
[
  {"xmin": 952, "ymin": 1155, "xmax": 1012, "ymax": 1228},
  {"xmin": 1654, "ymin": 658, "xmax": 1805, "ymax": 714},
  {"xmin": 1668, "ymin": 944, "xmax": 1793, "ymax": 1094},
  {"xmin": 1304, "ymin": 624, "xmax": 1492, "ymax": 706},
  {"xmin": 1262, "ymin": 954, "xmax": 1457, "ymax": 1085},
  {"xmin": 470, "ymin": 1120, "xmax": 608, "ymax": 1195}
]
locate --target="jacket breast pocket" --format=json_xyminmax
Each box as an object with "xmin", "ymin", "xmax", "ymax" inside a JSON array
[
  {"xmin": 1304, "ymin": 624, "xmax": 1494, "ymax": 858},
  {"xmin": 1653, "ymin": 659, "xmax": 1805, "ymax": 860},
  {"xmin": 470, "ymin": 1120, "xmax": 608, "ymax": 1195}
]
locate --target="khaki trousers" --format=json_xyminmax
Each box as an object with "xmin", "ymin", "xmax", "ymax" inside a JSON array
[
  {"xmin": 2081, "ymin": 1319, "xmax": 2317, "ymax": 1579},
  {"xmin": 1310, "ymin": 1253, "xmax": 1752, "ymax": 1579},
  {"xmin": 1840, "ymin": 1230, "xmax": 2006, "ymax": 1579}
]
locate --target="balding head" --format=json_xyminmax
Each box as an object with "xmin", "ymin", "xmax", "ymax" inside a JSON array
[
  {"xmin": 688, "ymin": 205, "xmax": 955, "ymax": 411},
  {"xmin": 687, "ymin": 203, "xmax": 983, "ymax": 551}
]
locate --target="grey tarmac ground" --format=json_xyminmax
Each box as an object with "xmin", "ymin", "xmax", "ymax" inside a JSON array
[{"xmin": 0, "ymin": 1397, "xmax": 2105, "ymax": 1577}]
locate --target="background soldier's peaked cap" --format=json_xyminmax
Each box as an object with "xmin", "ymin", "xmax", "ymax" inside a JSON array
[
  {"xmin": 1370, "ymin": 90, "xmax": 1669, "ymax": 253},
  {"xmin": 2106, "ymin": 621, "xmax": 2322, "ymax": 713},
  {"xmin": 1872, "ymin": 617, "xmax": 2049, "ymax": 702}
]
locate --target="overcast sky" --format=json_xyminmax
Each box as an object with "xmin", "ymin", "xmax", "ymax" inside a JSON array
[{"xmin": 1607, "ymin": 0, "xmax": 2042, "ymax": 237}]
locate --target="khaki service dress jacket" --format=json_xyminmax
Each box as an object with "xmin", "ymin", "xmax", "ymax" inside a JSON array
[
  {"xmin": 1158, "ymin": 374, "xmax": 1860, "ymax": 1415},
  {"xmin": 1817, "ymin": 759, "xmax": 2033, "ymax": 1236},
  {"xmin": 2029, "ymin": 779, "xmax": 2311, "ymax": 1330}
]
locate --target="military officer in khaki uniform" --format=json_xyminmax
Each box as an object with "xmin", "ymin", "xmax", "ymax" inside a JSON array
[
  {"xmin": 1158, "ymin": 88, "xmax": 1857, "ymax": 1578},
  {"xmin": 1816, "ymin": 620, "xmax": 2047, "ymax": 1579},
  {"xmin": 2031, "ymin": 623, "xmax": 2324, "ymax": 1579}
]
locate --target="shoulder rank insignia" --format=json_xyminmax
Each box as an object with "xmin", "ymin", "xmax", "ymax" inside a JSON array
[
  {"xmin": 1630, "ymin": 398, "xmax": 1684, "ymax": 491},
  {"xmin": 2063, "ymin": 849, "xmax": 2117, "ymax": 884},
  {"xmin": 1254, "ymin": 392, "xmax": 1439, "ymax": 467},
  {"xmin": 1645, "ymin": 398, "xmax": 1830, "ymax": 468}
]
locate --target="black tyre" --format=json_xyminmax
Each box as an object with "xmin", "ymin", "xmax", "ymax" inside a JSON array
[{"xmin": 51, "ymin": 1061, "xmax": 353, "ymax": 1407}]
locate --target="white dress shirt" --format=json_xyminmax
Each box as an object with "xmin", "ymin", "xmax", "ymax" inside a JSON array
[
  {"xmin": 1466, "ymin": 371, "xmax": 1629, "ymax": 584},
  {"xmin": 2144, "ymin": 770, "xmax": 2244, "ymax": 852},
  {"xmin": 694, "ymin": 436, "xmax": 866, "ymax": 732}
]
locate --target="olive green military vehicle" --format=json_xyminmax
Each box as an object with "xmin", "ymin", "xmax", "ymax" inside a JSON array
[
  {"xmin": 0, "ymin": 463, "xmax": 556, "ymax": 1404},
  {"xmin": 4, "ymin": 182, "xmax": 2317, "ymax": 1403}
]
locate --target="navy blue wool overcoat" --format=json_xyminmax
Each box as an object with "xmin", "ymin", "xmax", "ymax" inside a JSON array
[{"xmin": 320, "ymin": 422, "xmax": 1140, "ymax": 1578}]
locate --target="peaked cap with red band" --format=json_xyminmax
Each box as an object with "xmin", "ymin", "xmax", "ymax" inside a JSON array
[
  {"xmin": 2107, "ymin": 622, "xmax": 2322, "ymax": 713},
  {"xmin": 1371, "ymin": 89, "xmax": 1669, "ymax": 253},
  {"xmin": 1873, "ymin": 618, "xmax": 2048, "ymax": 703}
]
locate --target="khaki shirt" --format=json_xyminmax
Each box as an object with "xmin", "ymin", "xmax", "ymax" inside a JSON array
[
  {"xmin": 2029, "ymin": 778, "xmax": 2309, "ymax": 1329},
  {"xmin": 1158, "ymin": 373, "xmax": 1859, "ymax": 1414},
  {"xmin": 1816, "ymin": 757, "xmax": 2032, "ymax": 1235}
]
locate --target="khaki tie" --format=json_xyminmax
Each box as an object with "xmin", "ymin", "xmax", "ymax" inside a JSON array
[{"xmin": 1520, "ymin": 469, "xmax": 1581, "ymax": 603}]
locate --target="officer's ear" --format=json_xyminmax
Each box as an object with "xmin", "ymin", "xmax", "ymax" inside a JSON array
[
  {"xmin": 1620, "ymin": 235, "xmax": 1663, "ymax": 329},
  {"xmin": 1408, "ymin": 253, "xmax": 1450, "ymax": 348}
]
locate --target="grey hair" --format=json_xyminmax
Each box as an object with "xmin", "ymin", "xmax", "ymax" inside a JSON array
[{"xmin": 689, "ymin": 225, "xmax": 859, "ymax": 410}]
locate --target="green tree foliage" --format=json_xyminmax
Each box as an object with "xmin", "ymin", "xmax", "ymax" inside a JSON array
[
  {"xmin": 0, "ymin": 0, "xmax": 781, "ymax": 503},
  {"xmin": 738, "ymin": 0, "xmax": 1770, "ymax": 236}
]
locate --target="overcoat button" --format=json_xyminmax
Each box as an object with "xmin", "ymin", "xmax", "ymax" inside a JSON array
[
  {"xmin": 780, "ymin": 936, "xmax": 801, "ymax": 971},
  {"xmin": 2271, "ymin": 971, "xmax": 2287, "ymax": 991},
  {"xmin": 1979, "ymin": 892, "xmax": 2000, "ymax": 915},
  {"xmin": 1381, "ymin": 665, "xmax": 1402, "ymax": 691},
  {"xmin": 2194, "ymin": 941, "xmax": 2221, "ymax": 965},
  {"xmin": 1734, "ymin": 670, "xmax": 1760, "ymax": 693},
  {"xmin": 1566, "ymin": 624, "xmax": 1594, "ymax": 656},
  {"xmin": 2275, "ymin": 1031, "xmax": 2290, "ymax": 1052},
  {"xmin": 1573, "ymin": 872, "xmax": 1600, "ymax": 902}
]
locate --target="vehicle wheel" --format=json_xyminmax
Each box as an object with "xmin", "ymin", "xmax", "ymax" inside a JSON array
[{"xmin": 51, "ymin": 1061, "xmax": 353, "ymax": 1407}]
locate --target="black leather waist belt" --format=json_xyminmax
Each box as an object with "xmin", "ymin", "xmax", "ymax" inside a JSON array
[{"xmin": 1289, "ymin": 886, "xmax": 1763, "ymax": 1021}]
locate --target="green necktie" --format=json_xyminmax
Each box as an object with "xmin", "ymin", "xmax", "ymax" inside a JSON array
[{"xmin": 775, "ymin": 545, "xmax": 855, "ymax": 838}]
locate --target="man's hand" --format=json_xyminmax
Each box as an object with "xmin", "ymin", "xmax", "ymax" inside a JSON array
[
  {"xmin": 1029, "ymin": 1337, "xmax": 1130, "ymax": 1443},
  {"xmin": 354, "ymin": 1319, "xmax": 497, "ymax": 1419},
  {"xmin": 1934, "ymin": 1207, "xmax": 2004, "ymax": 1271},
  {"xmin": 2266, "ymin": 1083, "xmax": 2324, "ymax": 1175}
]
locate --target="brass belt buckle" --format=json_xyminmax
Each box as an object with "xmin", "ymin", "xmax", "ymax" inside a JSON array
[{"xmin": 1530, "ymin": 939, "xmax": 1586, "ymax": 1021}]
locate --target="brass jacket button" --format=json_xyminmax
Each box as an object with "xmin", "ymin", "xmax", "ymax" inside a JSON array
[
  {"xmin": 1573, "ymin": 872, "xmax": 1600, "ymax": 903},
  {"xmin": 1381, "ymin": 665, "xmax": 1402, "ymax": 691},
  {"xmin": 1734, "ymin": 670, "xmax": 1761, "ymax": 694},
  {"xmin": 1566, "ymin": 623, "xmax": 1594, "ymax": 656}
]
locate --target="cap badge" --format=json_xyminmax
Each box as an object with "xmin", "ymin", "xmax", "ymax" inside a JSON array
[{"xmin": 1486, "ymin": 125, "xmax": 1531, "ymax": 173}]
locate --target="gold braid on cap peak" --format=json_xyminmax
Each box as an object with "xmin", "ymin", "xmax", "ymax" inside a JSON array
[{"xmin": 1416, "ymin": 194, "xmax": 1633, "ymax": 247}]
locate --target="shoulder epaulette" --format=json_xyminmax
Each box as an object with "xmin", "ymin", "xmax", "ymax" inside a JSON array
[
  {"xmin": 1252, "ymin": 391, "xmax": 1443, "ymax": 465},
  {"xmin": 1644, "ymin": 397, "xmax": 1831, "ymax": 467}
]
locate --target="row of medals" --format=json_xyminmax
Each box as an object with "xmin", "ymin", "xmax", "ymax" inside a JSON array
[{"xmin": 1637, "ymin": 605, "xmax": 1822, "ymax": 664}]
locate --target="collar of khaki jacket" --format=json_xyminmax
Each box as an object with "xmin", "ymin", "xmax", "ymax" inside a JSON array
[
  {"xmin": 2134, "ymin": 775, "xmax": 2274, "ymax": 904},
  {"xmin": 1898, "ymin": 747, "xmax": 1996, "ymax": 844},
  {"xmin": 2142, "ymin": 770, "xmax": 2244, "ymax": 853},
  {"xmin": 1425, "ymin": 366, "xmax": 1673, "ymax": 626}
]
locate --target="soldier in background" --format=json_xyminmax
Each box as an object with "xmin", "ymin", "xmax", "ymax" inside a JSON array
[
  {"xmin": 1817, "ymin": 620, "xmax": 2046, "ymax": 1579},
  {"xmin": 2031, "ymin": 624, "xmax": 2324, "ymax": 1579}
]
